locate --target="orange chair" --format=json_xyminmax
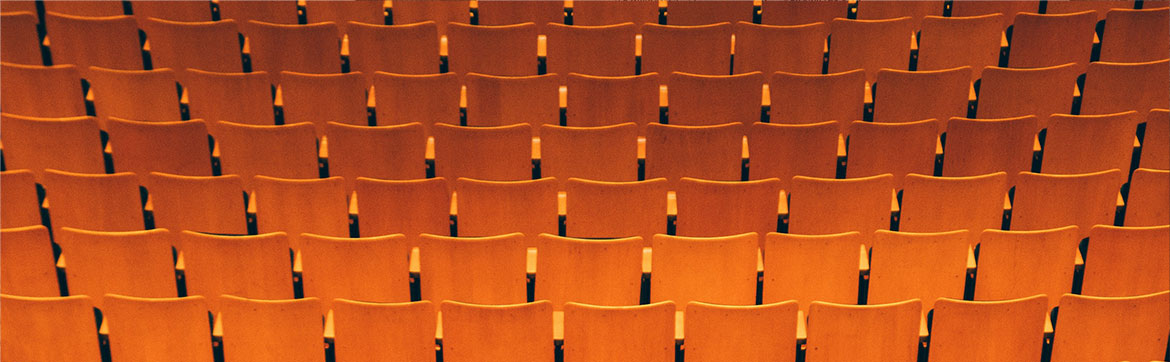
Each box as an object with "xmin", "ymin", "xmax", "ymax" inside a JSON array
[
  {"xmin": 675, "ymin": 178, "xmax": 782, "ymax": 245},
  {"xmin": 217, "ymin": 0, "xmax": 299, "ymax": 28},
  {"xmin": 243, "ymin": 21, "xmax": 341, "ymax": 85},
  {"xmin": 684, "ymin": 301, "xmax": 799, "ymax": 362},
  {"xmin": 845, "ymin": 119, "xmax": 940, "ymax": 189},
  {"xmin": 562, "ymin": 301, "xmax": 675, "ymax": 362},
  {"xmin": 253, "ymin": 176, "xmax": 349, "ymax": 252},
  {"xmin": 418, "ymin": 233, "xmax": 528, "ymax": 304},
  {"xmin": 432, "ymin": 123, "xmax": 533, "ymax": 181},
  {"xmin": 761, "ymin": 0, "xmax": 849, "ymax": 26},
  {"xmin": 353, "ymin": 177, "xmax": 451, "ymax": 238},
  {"xmin": 300, "ymin": 233, "xmax": 411, "ymax": 313},
  {"xmin": 87, "ymin": 67, "xmax": 182, "ymax": 128},
  {"xmin": 41, "ymin": 170, "xmax": 144, "ymax": 235},
  {"xmin": 0, "ymin": 12, "xmax": 42, "ymax": 65},
  {"xmin": 644, "ymin": 122, "xmax": 745, "ymax": 183},
  {"xmin": 872, "ymin": 67, "xmax": 970, "ymax": 130},
  {"xmin": 540, "ymin": 123, "xmax": 639, "ymax": 182},
  {"xmin": 372, "ymin": 72, "xmax": 461, "ymax": 131},
  {"xmin": 1080, "ymin": 59, "xmax": 1170, "ymax": 116},
  {"xmin": 0, "ymin": 63, "xmax": 87, "ymax": 118},
  {"xmin": 347, "ymin": 22, "xmax": 441, "ymax": 78},
  {"xmin": 44, "ymin": 12, "xmax": 143, "ymax": 77},
  {"xmin": 855, "ymin": 0, "xmax": 944, "ymax": 31},
  {"xmin": 323, "ymin": 122, "xmax": 428, "ymax": 191},
  {"xmin": 102, "ymin": 295, "xmax": 215, "ymax": 362},
  {"xmin": 1050, "ymin": 291, "xmax": 1170, "ymax": 362},
  {"xmin": 44, "ymin": 0, "xmax": 124, "ymax": 16},
  {"xmin": 475, "ymin": 0, "xmax": 564, "ymax": 34},
  {"xmin": 1141, "ymin": 109, "xmax": 1169, "ymax": 169},
  {"xmin": 563, "ymin": 178, "xmax": 669, "ymax": 242},
  {"xmin": 106, "ymin": 118, "xmax": 213, "ymax": 176},
  {"xmin": 534, "ymin": 234, "xmax": 643, "ymax": 309},
  {"xmin": 140, "ymin": 19, "xmax": 244, "ymax": 78},
  {"xmin": 976, "ymin": 64, "xmax": 1080, "ymax": 130},
  {"xmin": 1044, "ymin": 0, "xmax": 1134, "ymax": 20},
  {"xmin": 1125, "ymin": 168, "xmax": 1169, "ymax": 226},
  {"xmin": 332, "ymin": 300, "xmax": 437, "ymax": 362},
  {"xmin": 1042, "ymin": 111, "xmax": 1140, "ymax": 174},
  {"xmin": 1008, "ymin": 11, "xmax": 1097, "ymax": 75},
  {"xmin": 1081, "ymin": 225, "xmax": 1169, "ymax": 297},
  {"xmin": 0, "ymin": 295, "xmax": 102, "ymax": 362},
  {"xmin": 763, "ymin": 232, "xmax": 863, "ymax": 310},
  {"xmin": 564, "ymin": 73, "xmax": 659, "ymax": 130},
  {"xmin": 545, "ymin": 23, "xmax": 637, "ymax": 76},
  {"xmin": 975, "ymin": 226, "xmax": 1080, "ymax": 308},
  {"xmin": 391, "ymin": 0, "xmax": 470, "ymax": 37},
  {"xmin": 769, "ymin": 70, "xmax": 866, "ymax": 125},
  {"xmin": 132, "ymin": 1, "xmax": 214, "ymax": 22},
  {"xmin": 805, "ymin": 300, "xmax": 921, "ymax": 362},
  {"xmin": 899, "ymin": 172, "xmax": 1008, "ymax": 233},
  {"xmin": 788, "ymin": 174, "xmax": 894, "ymax": 238},
  {"xmin": 641, "ymin": 23, "xmax": 733, "ymax": 75},
  {"xmin": 570, "ymin": 1, "xmax": 659, "ymax": 28},
  {"xmin": 1099, "ymin": 7, "xmax": 1170, "ymax": 62},
  {"xmin": 929, "ymin": 296, "xmax": 1048, "ymax": 362},
  {"xmin": 868, "ymin": 230, "xmax": 970, "ymax": 310},
  {"xmin": 917, "ymin": 14, "xmax": 1004, "ymax": 81},
  {"xmin": 215, "ymin": 122, "xmax": 319, "ymax": 190},
  {"xmin": 453, "ymin": 178, "xmax": 558, "ymax": 244},
  {"xmin": 746, "ymin": 121, "xmax": 841, "ymax": 190},
  {"xmin": 219, "ymin": 295, "xmax": 324, "ymax": 362},
  {"xmin": 182, "ymin": 69, "xmax": 275, "ymax": 130},
  {"xmin": 666, "ymin": 0, "xmax": 753, "ymax": 25},
  {"xmin": 942, "ymin": 116, "xmax": 1038, "ymax": 187},
  {"xmin": 827, "ymin": 17, "xmax": 914, "ymax": 83},
  {"xmin": 178, "ymin": 231, "xmax": 293, "ymax": 312},
  {"xmin": 144, "ymin": 172, "xmax": 248, "ymax": 235},
  {"xmin": 950, "ymin": 0, "xmax": 1038, "ymax": 29},
  {"xmin": 666, "ymin": 71, "xmax": 764, "ymax": 126},
  {"xmin": 0, "ymin": 226, "xmax": 59, "ymax": 297},
  {"xmin": 464, "ymin": 73, "xmax": 560, "ymax": 128},
  {"xmin": 55, "ymin": 228, "xmax": 176, "ymax": 307},
  {"xmin": 1, "ymin": 170, "xmax": 43, "ymax": 229},
  {"xmin": 446, "ymin": 22, "xmax": 539, "ymax": 76},
  {"xmin": 650, "ymin": 233, "xmax": 758, "ymax": 309},
  {"xmin": 1011, "ymin": 170, "xmax": 1125, "ymax": 240},
  {"xmin": 732, "ymin": 22, "xmax": 828, "ymax": 76},
  {"xmin": 440, "ymin": 300, "xmax": 555, "ymax": 362},
  {"xmin": 279, "ymin": 72, "xmax": 368, "ymax": 135},
  {"xmin": 304, "ymin": 0, "xmax": 384, "ymax": 35}
]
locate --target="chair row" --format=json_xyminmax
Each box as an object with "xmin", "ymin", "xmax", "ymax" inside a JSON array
[
  {"xmin": 4, "ymin": 291, "xmax": 1167, "ymax": 362},
  {"xmin": 3, "ymin": 6, "xmax": 1167, "ymax": 81}
]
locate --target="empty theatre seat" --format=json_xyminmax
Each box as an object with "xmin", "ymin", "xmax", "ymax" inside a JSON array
[
  {"xmin": 746, "ymin": 121, "xmax": 840, "ymax": 187},
  {"xmin": 475, "ymin": 0, "xmax": 564, "ymax": 34},
  {"xmin": 432, "ymin": 123, "xmax": 533, "ymax": 181},
  {"xmin": 132, "ymin": 1, "xmax": 213, "ymax": 22},
  {"xmin": 644, "ymin": 122, "xmax": 745, "ymax": 183},
  {"xmin": 41, "ymin": 170, "xmax": 145, "ymax": 234},
  {"xmin": 0, "ymin": 226, "xmax": 59, "ymax": 297},
  {"xmin": 1008, "ymin": 11, "xmax": 1097, "ymax": 75},
  {"xmin": 446, "ymin": 22, "xmax": 539, "ymax": 76},
  {"xmin": 144, "ymin": 172, "xmax": 249, "ymax": 235},
  {"xmin": 243, "ymin": 21, "xmax": 342, "ymax": 85},
  {"xmin": 0, "ymin": 12, "xmax": 41, "ymax": 65},
  {"xmin": 650, "ymin": 233, "xmax": 759, "ymax": 309},
  {"xmin": 101, "ymin": 294, "xmax": 215, "ymax": 362},
  {"xmin": 215, "ymin": 122, "xmax": 319, "ymax": 189},
  {"xmin": 44, "ymin": 12, "xmax": 143, "ymax": 77},
  {"xmin": 253, "ymin": 175, "xmax": 349, "ymax": 251},
  {"xmin": 539, "ymin": 123, "xmax": 640, "ymax": 181},
  {"xmin": 867, "ymin": 230, "xmax": 970, "ymax": 310},
  {"xmin": 87, "ymin": 67, "xmax": 182, "ymax": 127},
  {"xmin": 106, "ymin": 118, "xmax": 213, "ymax": 176},
  {"xmin": 0, "ymin": 295, "xmax": 102, "ymax": 362},
  {"xmin": 788, "ymin": 174, "xmax": 894, "ymax": 238},
  {"xmin": 390, "ymin": 0, "xmax": 470, "ymax": 37},
  {"xmin": 1081, "ymin": 225, "xmax": 1170, "ymax": 297},
  {"xmin": 418, "ymin": 233, "xmax": 528, "ymax": 304},
  {"xmin": 139, "ymin": 18, "xmax": 245, "ymax": 78},
  {"xmin": 917, "ymin": 14, "xmax": 1003, "ymax": 81},
  {"xmin": 545, "ymin": 23, "xmax": 637, "ymax": 77},
  {"xmin": 768, "ymin": 70, "xmax": 866, "ymax": 125},
  {"xmin": 1041, "ymin": 111, "xmax": 1141, "ymax": 174},
  {"xmin": 55, "ymin": 228, "xmax": 176, "ymax": 307},
  {"xmin": 299, "ymin": 233, "xmax": 411, "ymax": 312},
  {"xmin": 899, "ymin": 172, "xmax": 1008, "ymax": 233},
  {"xmin": 855, "ymin": 0, "xmax": 944, "ymax": 31},
  {"xmin": 1125, "ymin": 168, "xmax": 1170, "ymax": 227},
  {"xmin": 1080, "ymin": 59, "xmax": 1170, "ymax": 116},
  {"xmin": 684, "ymin": 301, "xmax": 799, "ymax": 362},
  {"xmin": 464, "ymin": 73, "xmax": 560, "ymax": 128},
  {"xmin": 347, "ymin": 22, "xmax": 441, "ymax": 78},
  {"xmin": 666, "ymin": 0, "xmax": 753, "ymax": 25},
  {"xmin": 827, "ymin": 17, "xmax": 914, "ymax": 83},
  {"xmin": 323, "ymin": 122, "xmax": 429, "ymax": 189},
  {"xmin": 975, "ymin": 64, "xmax": 1079, "ymax": 130},
  {"xmin": 1099, "ymin": 7, "xmax": 1170, "ymax": 62},
  {"xmin": 562, "ymin": 301, "xmax": 675, "ymax": 362},
  {"xmin": 0, "ymin": 63, "xmax": 88, "ymax": 118},
  {"xmin": 219, "ymin": 295, "xmax": 324, "ymax": 362},
  {"xmin": 762, "ymin": 232, "xmax": 863, "ymax": 310},
  {"xmin": 0, "ymin": 170, "xmax": 42, "ymax": 229},
  {"xmin": 331, "ymin": 300, "xmax": 437, "ymax": 362},
  {"xmin": 1010, "ymin": 170, "xmax": 1125, "ymax": 240},
  {"xmin": 1049, "ymin": 291, "xmax": 1170, "ymax": 362},
  {"xmin": 371, "ymin": 72, "xmax": 461, "ymax": 130},
  {"xmin": 533, "ymin": 234, "xmax": 643, "ymax": 308},
  {"xmin": 674, "ymin": 178, "xmax": 782, "ymax": 244},
  {"xmin": 178, "ymin": 231, "xmax": 294, "ymax": 312},
  {"xmin": 942, "ymin": 116, "xmax": 1038, "ymax": 186},
  {"xmin": 844, "ymin": 119, "xmax": 940, "ymax": 189},
  {"xmin": 732, "ymin": 21, "xmax": 827, "ymax": 76},
  {"xmin": 453, "ymin": 178, "xmax": 558, "ymax": 244},
  {"xmin": 182, "ymin": 69, "xmax": 276, "ymax": 130},
  {"xmin": 760, "ymin": 0, "xmax": 849, "ymax": 26},
  {"xmin": 303, "ymin": 0, "xmax": 385, "ymax": 35},
  {"xmin": 279, "ymin": 71, "xmax": 368, "ymax": 134},
  {"xmin": 929, "ymin": 295, "xmax": 1048, "ymax": 362},
  {"xmin": 564, "ymin": 73, "xmax": 660, "ymax": 130},
  {"xmin": 975, "ymin": 226, "xmax": 1080, "ymax": 308},
  {"xmin": 569, "ymin": 1, "xmax": 659, "ymax": 28},
  {"xmin": 1142, "ymin": 109, "xmax": 1170, "ymax": 170},
  {"xmin": 440, "ymin": 300, "xmax": 554, "ymax": 362},
  {"xmin": 666, "ymin": 71, "xmax": 765, "ymax": 126},
  {"xmin": 563, "ymin": 178, "xmax": 669, "ymax": 242},
  {"xmin": 805, "ymin": 299, "xmax": 921, "ymax": 362},
  {"xmin": 217, "ymin": 0, "xmax": 299, "ymax": 30},
  {"xmin": 872, "ymin": 67, "xmax": 970, "ymax": 130},
  {"xmin": 641, "ymin": 22, "xmax": 733, "ymax": 76},
  {"xmin": 949, "ymin": 0, "xmax": 1038, "ymax": 29},
  {"xmin": 353, "ymin": 177, "xmax": 451, "ymax": 238}
]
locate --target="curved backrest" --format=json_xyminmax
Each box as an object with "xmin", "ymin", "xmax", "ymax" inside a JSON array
[
  {"xmin": 769, "ymin": 70, "xmax": 866, "ymax": 125},
  {"xmin": 976, "ymin": 226, "xmax": 1080, "ymax": 308},
  {"xmin": 1, "ymin": 170, "xmax": 43, "ymax": 228},
  {"xmin": 354, "ymin": 177, "xmax": 451, "ymax": 238},
  {"xmin": 304, "ymin": 0, "xmax": 384, "ymax": 35},
  {"xmin": 570, "ymin": 0, "xmax": 659, "ymax": 28},
  {"xmin": 1142, "ymin": 109, "xmax": 1170, "ymax": 169},
  {"xmin": 1080, "ymin": 59, "xmax": 1170, "ymax": 116},
  {"xmin": 1100, "ymin": 7, "xmax": 1170, "ymax": 62},
  {"xmin": 87, "ymin": 67, "xmax": 182, "ymax": 127},
  {"xmin": 855, "ymin": 0, "xmax": 943, "ymax": 30},
  {"xmin": 869, "ymin": 229, "xmax": 970, "ymax": 310},
  {"xmin": 1011, "ymin": 170, "xmax": 1125, "ymax": 240},
  {"xmin": 55, "ymin": 228, "xmax": 175, "ymax": 308},
  {"xmin": 733, "ymin": 22, "xmax": 827, "ymax": 76},
  {"xmin": 145, "ymin": 172, "xmax": 248, "ymax": 235},
  {"xmin": 641, "ymin": 23, "xmax": 732, "ymax": 75},
  {"xmin": 845, "ymin": 119, "xmax": 940, "ymax": 189},
  {"xmin": 253, "ymin": 176, "xmax": 349, "ymax": 251},
  {"xmin": 440, "ymin": 300, "xmax": 554, "ymax": 362},
  {"xmin": 178, "ymin": 231, "xmax": 293, "ymax": 312},
  {"xmin": 563, "ymin": 178, "xmax": 668, "ymax": 242},
  {"xmin": 107, "ymin": 118, "xmax": 213, "ymax": 176},
  {"xmin": 644, "ymin": 122, "xmax": 745, "ymax": 182},
  {"xmin": 1050, "ymin": 291, "xmax": 1170, "ymax": 362},
  {"xmin": 102, "ymin": 295, "xmax": 215, "ymax": 362},
  {"xmin": 534, "ymin": 234, "xmax": 643, "ymax": 309},
  {"xmin": 464, "ymin": 73, "xmax": 560, "ymax": 128},
  {"xmin": 0, "ymin": 226, "xmax": 59, "ymax": 297},
  {"xmin": 324, "ymin": 122, "xmax": 428, "ymax": 191},
  {"xmin": 453, "ymin": 178, "xmax": 557, "ymax": 245},
  {"xmin": 667, "ymin": 0, "xmax": 753, "ymax": 25},
  {"xmin": 943, "ymin": 116, "xmax": 1038, "ymax": 186},
  {"xmin": 827, "ymin": 17, "xmax": 914, "ymax": 83},
  {"xmin": 564, "ymin": 73, "xmax": 659, "ymax": 130},
  {"xmin": 182, "ymin": 69, "xmax": 275, "ymax": 131},
  {"xmin": 418, "ymin": 233, "xmax": 527, "ymax": 304},
  {"xmin": 1045, "ymin": 1, "xmax": 1134, "ymax": 20},
  {"xmin": 545, "ymin": 23, "xmax": 636, "ymax": 76},
  {"xmin": 667, "ymin": 71, "xmax": 764, "ymax": 126},
  {"xmin": 977, "ymin": 64, "xmax": 1079, "ymax": 130},
  {"xmin": 372, "ymin": 72, "xmax": 460, "ymax": 131},
  {"xmin": 1043, "ymin": 111, "xmax": 1140, "ymax": 174},
  {"xmin": 805, "ymin": 299, "xmax": 921, "ymax": 362},
  {"xmin": 1008, "ymin": 11, "xmax": 1097, "ymax": 75},
  {"xmin": 918, "ymin": 14, "xmax": 1003, "ymax": 81},
  {"xmin": 391, "ymin": 0, "xmax": 469, "ymax": 37},
  {"xmin": 684, "ymin": 301, "xmax": 798, "ymax": 362},
  {"xmin": 1126, "ymin": 168, "xmax": 1169, "ymax": 226},
  {"xmin": 900, "ymin": 172, "xmax": 1008, "ymax": 234},
  {"xmin": 675, "ymin": 178, "xmax": 782, "ymax": 245},
  {"xmin": 432, "ymin": 123, "xmax": 533, "ymax": 181},
  {"xmin": 650, "ymin": 233, "xmax": 758, "ymax": 310},
  {"xmin": 746, "ymin": 121, "xmax": 841, "ymax": 190},
  {"xmin": 447, "ymin": 22, "xmax": 538, "ymax": 76},
  {"xmin": 44, "ymin": 13, "xmax": 142, "ymax": 77},
  {"xmin": 930, "ymin": 295, "xmax": 1048, "ymax": 362},
  {"xmin": 42, "ymin": 170, "xmax": 143, "ymax": 234},
  {"xmin": 950, "ymin": 0, "xmax": 1038, "ymax": 29},
  {"xmin": 243, "ymin": 20, "xmax": 340, "ymax": 85},
  {"xmin": 0, "ymin": 12, "xmax": 42, "ymax": 65},
  {"xmin": 300, "ymin": 233, "xmax": 410, "ymax": 313},
  {"xmin": 0, "ymin": 63, "xmax": 87, "ymax": 118},
  {"xmin": 45, "ymin": 2, "xmax": 128, "ymax": 18},
  {"xmin": 140, "ymin": 18, "xmax": 243, "ymax": 78},
  {"xmin": 219, "ymin": 295, "xmax": 324, "ymax": 362},
  {"xmin": 761, "ymin": 0, "xmax": 849, "ymax": 26},
  {"xmin": 873, "ymin": 67, "xmax": 970, "ymax": 130},
  {"xmin": 332, "ymin": 300, "xmax": 437, "ymax": 362},
  {"xmin": 215, "ymin": 121, "xmax": 319, "ymax": 190},
  {"xmin": 788, "ymin": 174, "xmax": 894, "ymax": 238},
  {"xmin": 475, "ymin": 0, "xmax": 564, "ymax": 33},
  {"xmin": 763, "ymin": 232, "xmax": 862, "ymax": 311},
  {"xmin": 133, "ymin": 1, "xmax": 214, "ymax": 22},
  {"xmin": 539, "ymin": 123, "xmax": 639, "ymax": 181},
  {"xmin": 348, "ymin": 21, "xmax": 440, "ymax": 79},
  {"xmin": 217, "ymin": 0, "xmax": 299, "ymax": 28},
  {"xmin": 1082, "ymin": 225, "xmax": 1170, "ymax": 297},
  {"xmin": 279, "ymin": 71, "xmax": 368, "ymax": 135},
  {"xmin": 562, "ymin": 301, "xmax": 674, "ymax": 362},
  {"xmin": 0, "ymin": 295, "xmax": 101, "ymax": 362}
]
